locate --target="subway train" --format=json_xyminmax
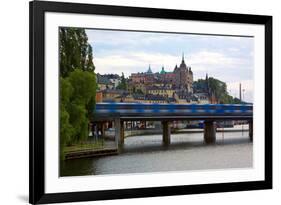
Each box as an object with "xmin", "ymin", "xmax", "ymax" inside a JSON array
[{"xmin": 94, "ymin": 103, "xmax": 253, "ymax": 118}]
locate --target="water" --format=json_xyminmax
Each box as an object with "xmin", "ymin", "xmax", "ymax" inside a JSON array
[{"xmin": 60, "ymin": 132, "xmax": 253, "ymax": 176}]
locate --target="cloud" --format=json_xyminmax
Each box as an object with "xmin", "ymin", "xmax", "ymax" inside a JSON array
[
  {"xmin": 189, "ymin": 50, "xmax": 252, "ymax": 68},
  {"xmin": 94, "ymin": 49, "xmax": 253, "ymax": 81},
  {"xmin": 189, "ymin": 51, "xmax": 235, "ymax": 66},
  {"xmin": 188, "ymin": 50, "xmax": 254, "ymax": 83},
  {"xmin": 87, "ymin": 29, "xmax": 173, "ymax": 48},
  {"xmin": 94, "ymin": 52, "xmax": 180, "ymax": 77},
  {"xmin": 227, "ymin": 80, "xmax": 254, "ymax": 102}
]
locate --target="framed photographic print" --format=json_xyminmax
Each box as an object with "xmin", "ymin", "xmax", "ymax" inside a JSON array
[{"xmin": 29, "ymin": 0, "xmax": 272, "ymax": 204}]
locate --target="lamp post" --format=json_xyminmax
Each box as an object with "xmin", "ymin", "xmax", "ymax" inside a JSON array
[{"xmin": 242, "ymin": 88, "xmax": 246, "ymax": 136}]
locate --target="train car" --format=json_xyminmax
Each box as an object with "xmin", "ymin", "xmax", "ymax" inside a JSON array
[{"xmin": 94, "ymin": 103, "xmax": 253, "ymax": 119}]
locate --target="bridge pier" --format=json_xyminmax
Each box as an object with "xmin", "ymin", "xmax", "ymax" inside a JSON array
[
  {"xmin": 114, "ymin": 118, "xmax": 121, "ymax": 146},
  {"xmin": 162, "ymin": 121, "xmax": 171, "ymax": 145},
  {"xmin": 204, "ymin": 121, "xmax": 216, "ymax": 144},
  {"xmin": 114, "ymin": 118, "xmax": 125, "ymax": 149},
  {"xmin": 120, "ymin": 120, "xmax": 125, "ymax": 144},
  {"xmin": 249, "ymin": 120, "xmax": 253, "ymax": 141},
  {"xmin": 101, "ymin": 122, "xmax": 105, "ymax": 137}
]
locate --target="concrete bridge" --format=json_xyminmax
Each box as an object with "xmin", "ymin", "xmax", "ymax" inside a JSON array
[{"xmin": 93, "ymin": 103, "xmax": 253, "ymax": 148}]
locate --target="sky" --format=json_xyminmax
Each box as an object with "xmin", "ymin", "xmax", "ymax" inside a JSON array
[{"xmin": 86, "ymin": 29, "xmax": 254, "ymax": 102}]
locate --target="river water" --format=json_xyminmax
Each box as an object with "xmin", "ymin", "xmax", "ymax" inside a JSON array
[{"xmin": 60, "ymin": 131, "xmax": 253, "ymax": 176}]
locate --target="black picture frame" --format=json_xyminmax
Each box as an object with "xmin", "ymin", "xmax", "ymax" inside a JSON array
[{"xmin": 29, "ymin": 0, "xmax": 272, "ymax": 204}]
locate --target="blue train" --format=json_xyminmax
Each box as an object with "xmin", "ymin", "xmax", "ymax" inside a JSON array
[{"xmin": 94, "ymin": 103, "xmax": 253, "ymax": 119}]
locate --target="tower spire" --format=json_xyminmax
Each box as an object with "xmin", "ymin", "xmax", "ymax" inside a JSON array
[
  {"xmin": 180, "ymin": 52, "xmax": 187, "ymax": 68},
  {"xmin": 147, "ymin": 64, "xmax": 152, "ymax": 74},
  {"xmin": 206, "ymin": 73, "xmax": 210, "ymax": 95}
]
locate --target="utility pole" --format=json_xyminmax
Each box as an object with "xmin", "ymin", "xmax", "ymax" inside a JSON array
[{"xmin": 239, "ymin": 83, "xmax": 242, "ymax": 102}]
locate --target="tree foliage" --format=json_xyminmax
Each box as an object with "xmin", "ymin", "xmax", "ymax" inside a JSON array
[
  {"xmin": 68, "ymin": 70, "xmax": 96, "ymax": 142},
  {"xmin": 208, "ymin": 77, "xmax": 228, "ymax": 103},
  {"xmin": 60, "ymin": 78, "xmax": 73, "ymax": 144},
  {"xmin": 116, "ymin": 72, "xmax": 127, "ymax": 90},
  {"xmin": 193, "ymin": 77, "xmax": 242, "ymax": 104},
  {"xmin": 60, "ymin": 70, "xmax": 96, "ymax": 145},
  {"xmin": 59, "ymin": 78, "xmax": 74, "ymax": 159},
  {"xmin": 59, "ymin": 27, "xmax": 95, "ymax": 77},
  {"xmin": 59, "ymin": 27, "xmax": 97, "ymax": 160}
]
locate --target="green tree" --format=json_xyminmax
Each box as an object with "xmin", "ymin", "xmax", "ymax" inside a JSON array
[
  {"xmin": 117, "ymin": 72, "xmax": 127, "ymax": 90},
  {"xmin": 67, "ymin": 70, "xmax": 97, "ymax": 142},
  {"xmin": 193, "ymin": 77, "xmax": 242, "ymax": 104},
  {"xmin": 60, "ymin": 77, "xmax": 74, "ymax": 159},
  {"xmin": 59, "ymin": 27, "xmax": 95, "ymax": 77},
  {"xmin": 193, "ymin": 79, "xmax": 206, "ymax": 92},
  {"xmin": 59, "ymin": 27, "xmax": 97, "ymax": 160},
  {"xmin": 208, "ymin": 77, "xmax": 228, "ymax": 103}
]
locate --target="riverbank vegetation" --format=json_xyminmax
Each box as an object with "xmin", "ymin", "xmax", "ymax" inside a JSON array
[{"xmin": 63, "ymin": 139, "xmax": 104, "ymax": 153}]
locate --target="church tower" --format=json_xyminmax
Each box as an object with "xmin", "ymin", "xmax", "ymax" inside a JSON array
[
  {"xmin": 174, "ymin": 53, "xmax": 193, "ymax": 93},
  {"xmin": 146, "ymin": 64, "xmax": 153, "ymax": 74}
]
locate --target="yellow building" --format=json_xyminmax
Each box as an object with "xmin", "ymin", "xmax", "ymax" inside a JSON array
[{"xmin": 146, "ymin": 86, "xmax": 175, "ymax": 98}]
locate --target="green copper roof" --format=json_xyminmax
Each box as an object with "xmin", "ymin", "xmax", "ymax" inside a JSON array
[{"xmin": 160, "ymin": 66, "xmax": 166, "ymax": 74}]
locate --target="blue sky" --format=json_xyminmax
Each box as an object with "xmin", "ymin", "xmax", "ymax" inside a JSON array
[{"xmin": 86, "ymin": 29, "xmax": 254, "ymax": 102}]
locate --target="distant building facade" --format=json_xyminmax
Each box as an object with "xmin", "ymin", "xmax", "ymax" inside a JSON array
[
  {"xmin": 96, "ymin": 74, "xmax": 121, "ymax": 90},
  {"xmin": 95, "ymin": 53, "xmax": 218, "ymax": 104},
  {"xmin": 130, "ymin": 54, "xmax": 193, "ymax": 93},
  {"xmin": 174, "ymin": 54, "xmax": 193, "ymax": 92}
]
